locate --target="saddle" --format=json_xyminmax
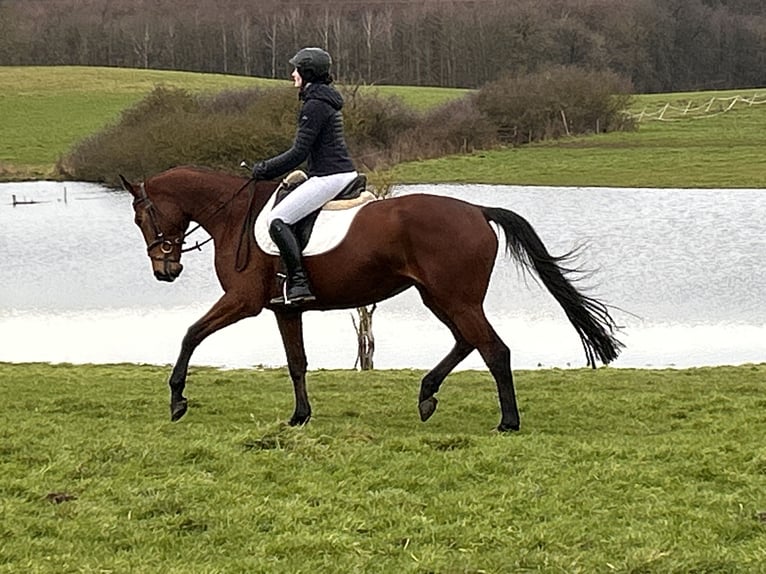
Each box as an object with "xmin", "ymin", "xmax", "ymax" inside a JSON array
[{"xmin": 273, "ymin": 171, "xmax": 370, "ymax": 250}]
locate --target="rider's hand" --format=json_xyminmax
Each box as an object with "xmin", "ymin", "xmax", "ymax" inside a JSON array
[{"xmin": 251, "ymin": 161, "xmax": 268, "ymax": 181}]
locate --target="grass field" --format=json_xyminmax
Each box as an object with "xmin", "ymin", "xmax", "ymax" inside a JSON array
[
  {"xmin": 3, "ymin": 68, "xmax": 765, "ymax": 572},
  {"xmin": 1, "ymin": 66, "xmax": 764, "ymax": 187},
  {"xmin": 392, "ymin": 89, "xmax": 766, "ymax": 188},
  {"xmin": 2, "ymin": 362, "xmax": 766, "ymax": 572}
]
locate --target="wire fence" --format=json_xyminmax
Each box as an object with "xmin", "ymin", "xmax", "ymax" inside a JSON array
[{"xmin": 630, "ymin": 93, "xmax": 766, "ymax": 122}]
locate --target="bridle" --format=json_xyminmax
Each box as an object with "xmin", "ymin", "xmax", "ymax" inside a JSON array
[
  {"xmin": 132, "ymin": 176, "xmax": 256, "ymax": 270},
  {"xmin": 132, "ymin": 182, "xmax": 190, "ymax": 266}
]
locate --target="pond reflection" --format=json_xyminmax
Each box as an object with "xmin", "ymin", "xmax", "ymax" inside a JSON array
[{"xmin": 1, "ymin": 181, "xmax": 764, "ymax": 370}]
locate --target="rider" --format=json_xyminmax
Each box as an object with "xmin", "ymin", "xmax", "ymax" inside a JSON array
[{"xmin": 252, "ymin": 47, "xmax": 357, "ymax": 305}]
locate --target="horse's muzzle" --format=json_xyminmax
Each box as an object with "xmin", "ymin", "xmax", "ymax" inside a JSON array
[{"xmin": 154, "ymin": 262, "xmax": 183, "ymax": 282}]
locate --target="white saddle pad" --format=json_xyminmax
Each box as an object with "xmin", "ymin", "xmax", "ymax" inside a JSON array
[{"xmin": 254, "ymin": 192, "xmax": 377, "ymax": 256}]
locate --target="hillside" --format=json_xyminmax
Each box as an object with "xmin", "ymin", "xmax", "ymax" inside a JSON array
[{"xmin": 1, "ymin": 67, "xmax": 764, "ymax": 187}]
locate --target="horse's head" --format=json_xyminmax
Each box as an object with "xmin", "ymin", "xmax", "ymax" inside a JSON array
[{"xmin": 120, "ymin": 174, "xmax": 186, "ymax": 282}]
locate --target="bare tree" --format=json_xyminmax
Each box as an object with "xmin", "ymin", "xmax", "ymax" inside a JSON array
[
  {"xmin": 263, "ymin": 13, "xmax": 280, "ymax": 78},
  {"xmin": 361, "ymin": 8, "xmax": 382, "ymax": 81},
  {"xmin": 131, "ymin": 21, "xmax": 151, "ymax": 69},
  {"xmin": 352, "ymin": 304, "xmax": 376, "ymax": 370},
  {"xmin": 315, "ymin": 6, "xmax": 332, "ymax": 52},
  {"xmin": 2, "ymin": 0, "xmax": 765, "ymax": 98},
  {"xmin": 220, "ymin": 18, "xmax": 229, "ymax": 74},
  {"xmin": 237, "ymin": 14, "xmax": 253, "ymax": 75}
]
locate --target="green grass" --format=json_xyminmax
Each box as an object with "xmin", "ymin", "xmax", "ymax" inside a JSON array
[
  {"xmin": 392, "ymin": 88, "xmax": 766, "ymax": 188},
  {"xmin": 367, "ymin": 84, "xmax": 469, "ymax": 110},
  {"xmin": 2, "ymin": 362, "xmax": 766, "ymax": 573}
]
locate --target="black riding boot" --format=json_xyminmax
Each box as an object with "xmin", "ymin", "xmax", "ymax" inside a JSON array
[{"xmin": 268, "ymin": 219, "xmax": 316, "ymax": 305}]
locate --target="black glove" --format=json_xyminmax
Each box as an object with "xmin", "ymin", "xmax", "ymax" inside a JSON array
[{"xmin": 251, "ymin": 161, "xmax": 269, "ymax": 180}]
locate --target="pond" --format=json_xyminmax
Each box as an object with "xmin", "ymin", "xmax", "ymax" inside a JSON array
[{"xmin": 1, "ymin": 180, "xmax": 764, "ymax": 370}]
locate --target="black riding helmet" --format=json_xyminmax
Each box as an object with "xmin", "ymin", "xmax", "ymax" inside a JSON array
[{"xmin": 289, "ymin": 47, "xmax": 332, "ymax": 84}]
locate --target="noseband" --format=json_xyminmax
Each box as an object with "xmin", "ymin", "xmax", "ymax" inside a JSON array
[
  {"xmin": 132, "ymin": 176, "xmax": 255, "ymax": 271},
  {"xmin": 132, "ymin": 183, "xmax": 189, "ymax": 265}
]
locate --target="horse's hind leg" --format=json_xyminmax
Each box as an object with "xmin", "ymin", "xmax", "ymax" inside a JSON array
[
  {"xmin": 425, "ymin": 298, "xmax": 519, "ymax": 432},
  {"xmin": 459, "ymin": 309, "xmax": 519, "ymax": 431},
  {"xmin": 418, "ymin": 339, "xmax": 473, "ymax": 421},
  {"xmin": 484, "ymin": 334, "xmax": 519, "ymax": 432},
  {"xmin": 418, "ymin": 293, "xmax": 474, "ymax": 422},
  {"xmin": 275, "ymin": 310, "xmax": 311, "ymax": 426}
]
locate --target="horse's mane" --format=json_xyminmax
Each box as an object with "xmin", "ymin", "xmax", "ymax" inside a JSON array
[
  {"xmin": 149, "ymin": 166, "xmax": 256, "ymax": 199},
  {"xmin": 158, "ymin": 164, "xmax": 247, "ymax": 180}
]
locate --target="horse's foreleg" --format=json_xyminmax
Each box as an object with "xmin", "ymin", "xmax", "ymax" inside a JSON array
[
  {"xmin": 168, "ymin": 294, "xmax": 253, "ymax": 421},
  {"xmin": 275, "ymin": 311, "xmax": 311, "ymax": 426}
]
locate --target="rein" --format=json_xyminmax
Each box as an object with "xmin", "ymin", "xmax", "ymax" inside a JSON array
[
  {"xmin": 235, "ymin": 185, "xmax": 259, "ymax": 272},
  {"xmin": 134, "ymin": 176, "xmax": 255, "ymax": 262}
]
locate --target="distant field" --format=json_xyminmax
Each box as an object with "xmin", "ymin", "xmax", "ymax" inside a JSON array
[
  {"xmin": 392, "ymin": 88, "xmax": 766, "ymax": 188},
  {"xmin": 0, "ymin": 66, "xmax": 465, "ymax": 179},
  {"xmin": 1, "ymin": 66, "xmax": 764, "ymax": 187},
  {"xmin": 2, "ymin": 361, "xmax": 766, "ymax": 572}
]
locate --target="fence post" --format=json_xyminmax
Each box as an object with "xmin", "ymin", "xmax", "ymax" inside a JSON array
[{"xmin": 560, "ymin": 109, "xmax": 570, "ymax": 136}]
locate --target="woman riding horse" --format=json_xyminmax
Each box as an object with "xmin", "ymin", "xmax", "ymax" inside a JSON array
[{"xmin": 251, "ymin": 47, "xmax": 357, "ymax": 306}]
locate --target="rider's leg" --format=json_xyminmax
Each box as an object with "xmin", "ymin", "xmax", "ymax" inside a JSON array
[
  {"xmin": 267, "ymin": 171, "xmax": 357, "ymax": 305},
  {"xmin": 268, "ymin": 218, "xmax": 315, "ymax": 304},
  {"xmin": 267, "ymin": 171, "xmax": 358, "ymax": 226}
]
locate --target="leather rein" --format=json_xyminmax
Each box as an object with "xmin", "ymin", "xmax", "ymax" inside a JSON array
[{"xmin": 133, "ymin": 177, "xmax": 255, "ymax": 266}]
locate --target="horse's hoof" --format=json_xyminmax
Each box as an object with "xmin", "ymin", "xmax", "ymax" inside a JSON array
[
  {"xmin": 170, "ymin": 398, "xmax": 188, "ymax": 422},
  {"xmin": 289, "ymin": 413, "xmax": 311, "ymax": 427},
  {"xmin": 496, "ymin": 422, "xmax": 520, "ymax": 433},
  {"xmin": 418, "ymin": 397, "xmax": 438, "ymax": 422}
]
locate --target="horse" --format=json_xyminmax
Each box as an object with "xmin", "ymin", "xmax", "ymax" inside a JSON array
[{"xmin": 120, "ymin": 165, "xmax": 622, "ymax": 432}]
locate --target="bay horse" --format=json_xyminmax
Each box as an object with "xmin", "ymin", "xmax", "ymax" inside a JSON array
[{"xmin": 120, "ymin": 166, "xmax": 622, "ymax": 432}]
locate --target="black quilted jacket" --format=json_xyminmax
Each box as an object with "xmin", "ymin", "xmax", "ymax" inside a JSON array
[{"xmin": 256, "ymin": 82, "xmax": 355, "ymax": 179}]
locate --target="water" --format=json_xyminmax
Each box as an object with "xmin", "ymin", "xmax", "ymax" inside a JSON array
[{"xmin": 1, "ymin": 181, "xmax": 764, "ymax": 370}]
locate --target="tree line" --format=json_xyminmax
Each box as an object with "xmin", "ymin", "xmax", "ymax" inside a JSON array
[{"xmin": 1, "ymin": 0, "xmax": 764, "ymax": 93}]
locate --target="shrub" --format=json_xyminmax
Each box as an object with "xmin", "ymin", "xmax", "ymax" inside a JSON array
[
  {"xmin": 339, "ymin": 87, "xmax": 418, "ymax": 170},
  {"xmin": 392, "ymin": 96, "xmax": 498, "ymax": 163},
  {"xmin": 341, "ymin": 88, "xmax": 497, "ymax": 169},
  {"xmin": 476, "ymin": 66, "xmax": 635, "ymax": 144},
  {"xmin": 60, "ymin": 85, "xmax": 299, "ymax": 184},
  {"xmin": 59, "ymin": 70, "xmax": 635, "ymax": 185}
]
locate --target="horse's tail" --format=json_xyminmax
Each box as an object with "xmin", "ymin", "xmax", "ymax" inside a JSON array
[{"xmin": 482, "ymin": 206, "xmax": 623, "ymax": 367}]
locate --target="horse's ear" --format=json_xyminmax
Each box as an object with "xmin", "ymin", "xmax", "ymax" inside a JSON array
[{"xmin": 119, "ymin": 174, "xmax": 137, "ymax": 197}]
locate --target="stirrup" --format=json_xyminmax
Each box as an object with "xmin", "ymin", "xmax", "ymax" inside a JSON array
[
  {"xmin": 269, "ymin": 292, "xmax": 316, "ymax": 306},
  {"xmin": 269, "ymin": 276, "xmax": 316, "ymax": 306},
  {"xmin": 287, "ymin": 292, "xmax": 316, "ymax": 305},
  {"xmin": 285, "ymin": 282, "xmax": 316, "ymax": 304}
]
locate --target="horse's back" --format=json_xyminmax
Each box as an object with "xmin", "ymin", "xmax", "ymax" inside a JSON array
[
  {"xmin": 359, "ymin": 192, "xmax": 493, "ymax": 244},
  {"xmin": 348, "ymin": 192, "xmax": 499, "ymax": 281}
]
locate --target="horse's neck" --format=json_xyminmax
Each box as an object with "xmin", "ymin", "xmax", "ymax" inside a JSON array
[{"xmin": 178, "ymin": 176, "xmax": 274, "ymax": 237}]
